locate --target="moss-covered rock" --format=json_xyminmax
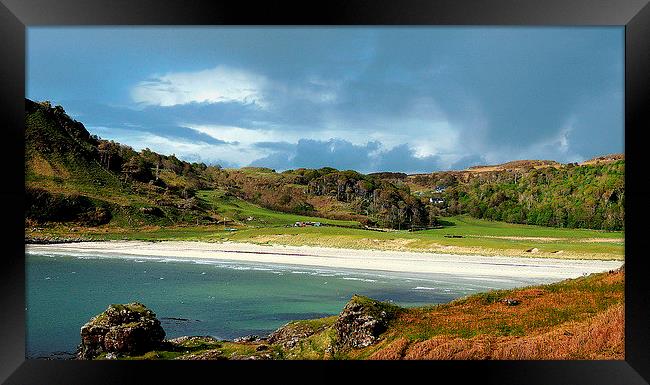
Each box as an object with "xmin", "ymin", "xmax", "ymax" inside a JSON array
[
  {"xmin": 267, "ymin": 316, "xmax": 336, "ymax": 349},
  {"xmin": 78, "ymin": 302, "xmax": 165, "ymax": 359},
  {"xmin": 333, "ymin": 295, "xmax": 402, "ymax": 350}
]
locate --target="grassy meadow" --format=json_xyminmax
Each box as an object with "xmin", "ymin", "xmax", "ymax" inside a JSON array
[{"xmin": 28, "ymin": 188, "xmax": 624, "ymax": 260}]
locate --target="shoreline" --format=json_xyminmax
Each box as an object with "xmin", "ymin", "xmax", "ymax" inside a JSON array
[
  {"xmin": 26, "ymin": 240, "xmax": 623, "ymax": 281},
  {"xmin": 25, "ymin": 226, "xmax": 625, "ymax": 261}
]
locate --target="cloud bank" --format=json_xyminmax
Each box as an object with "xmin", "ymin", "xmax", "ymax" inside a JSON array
[{"xmin": 27, "ymin": 27, "xmax": 624, "ymax": 173}]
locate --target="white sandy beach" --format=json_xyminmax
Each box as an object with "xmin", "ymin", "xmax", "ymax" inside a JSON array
[{"xmin": 25, "ymin": 241, "xmax": 624, "ymax": 281}]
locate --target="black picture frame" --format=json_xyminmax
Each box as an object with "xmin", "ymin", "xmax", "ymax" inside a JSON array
[{"xmin": 1, "ymin": 0, "xmax": 649, "ymax": 383}]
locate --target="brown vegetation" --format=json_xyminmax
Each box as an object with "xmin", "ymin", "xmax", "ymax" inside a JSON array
[
  {"xmin": 467, "ymin": 159, "xmax": 562, "ymax": 172},
  {"xmin": 364, "ymin": 269, "xmax": 624, "ymax": 360},
  {"xmin": 371, "ymin": 304, "xmax": 623, "ymax": 360},
  {"xmin": 580, "ymin": 153, "xmax": 625, "ymax": 166}
]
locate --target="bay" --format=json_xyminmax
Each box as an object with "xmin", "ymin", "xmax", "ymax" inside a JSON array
[{"xmin": 26, "ymin": 252, "xmax": 554, "ymax": 359}]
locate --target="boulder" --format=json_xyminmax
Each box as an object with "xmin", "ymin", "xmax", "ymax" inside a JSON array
[
  {"xmin": 78, "ymin": 302, "xmax": 165, "ymax": 359},
  {"xmin": 333, "ymin": 295, "xmax": 401, "ymax": 350}
]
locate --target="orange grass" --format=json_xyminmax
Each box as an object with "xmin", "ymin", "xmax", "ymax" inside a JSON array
[
  {"xmin": 376, "ymin": 304, "xmax": 624, "ymax": 360},
  {"xmin": 365, "ymin": 269, "xmax": 624, "ymax": 360}
]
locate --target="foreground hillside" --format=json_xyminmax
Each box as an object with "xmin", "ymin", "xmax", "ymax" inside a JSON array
[{"xmin": 81, "ymin": 268, "xmax": 624, "ymax": 360}]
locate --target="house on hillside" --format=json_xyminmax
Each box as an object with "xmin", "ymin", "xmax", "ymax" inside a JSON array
[
  {"xmin": 434, "ymin": 186, "xmax": 447, "ymax": 193},
  {"xmin": 294, "ymin": 221, "xmax": 322, "ymax": 227},
  {"xmin": 429, "ymin": 197, "xmax": 445, "ymax": 205}
]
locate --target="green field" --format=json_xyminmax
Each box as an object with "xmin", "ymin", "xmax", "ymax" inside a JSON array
[
  {"xmin": 220, "ymin": 215, "xmax": 624, "ymax": 260},
  {"xmin": 30, "ymin": 193, "xmax": 624, "ymax": 260}
]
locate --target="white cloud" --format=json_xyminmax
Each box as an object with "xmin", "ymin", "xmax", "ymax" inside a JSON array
[
  {"xmin": 184, "ymin": 124, "xmax": 286, "ymax": 145},
  {"xmin": 130, "ymin": 66, "xmax": 342, "ymax": 110},
  {"xmin": 87, "ymin": 126, "xmax": 267, "ymax": 166},
  {"xmin": 519, "ymin": 117, "xmax": 581, "ymax": 162},
  {"xmin": 183, "ymin": 123, "xmax": 373, "ymax": 147},
  {"xmin": 183, "ymin": 110, "xmax": 463, "ymax": 169},
  {"xmin": 131, "ymin": 65, "xmax": 268, "ymax": 108},
  {"xmin": 318, "ymin": 113, "xmax": 461, "ymax": 161}
]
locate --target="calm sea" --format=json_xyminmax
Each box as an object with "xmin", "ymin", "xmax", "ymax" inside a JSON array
[{"xmin": 26, "ymin": 252, "xmax": 553, "ymax": 359}]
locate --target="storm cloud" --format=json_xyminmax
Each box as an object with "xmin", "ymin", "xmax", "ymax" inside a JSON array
[{"xmin": 28, "ymin": 27, "xmax": 624, "ymax": 172}]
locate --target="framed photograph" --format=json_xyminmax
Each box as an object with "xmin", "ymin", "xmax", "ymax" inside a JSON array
[{"xmin": 1, "ymin": 0, "xmax": 649, "ymax": 383}]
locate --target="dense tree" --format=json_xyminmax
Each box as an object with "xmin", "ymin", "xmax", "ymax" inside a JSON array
[{"xmin": 404, "ymin": 161, "xmax": 624, "ymax": 231}]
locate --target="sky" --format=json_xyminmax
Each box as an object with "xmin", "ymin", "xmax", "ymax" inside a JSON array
[{"xmin": 27, "ymin": 27, "xmax": 624, "ymax": 173}]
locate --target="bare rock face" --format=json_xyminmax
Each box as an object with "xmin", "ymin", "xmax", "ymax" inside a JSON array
[
  {"xmin": 334, "ymin": 295, "xmax": 401, "ymax": 350},
  {"xmin": 78, "ymin": 302, "xmax": 165, "ymax": 359}
]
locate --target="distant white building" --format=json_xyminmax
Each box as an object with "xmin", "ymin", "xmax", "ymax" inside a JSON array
[{"xmin": 294, "ymin": 221, "xmax": 322, "ymax": 227}]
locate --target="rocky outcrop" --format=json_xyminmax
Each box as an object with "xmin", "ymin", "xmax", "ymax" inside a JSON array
[
  {"xmin": 333, "ymin": 295, "xmax": 401, "ymax": 350},
  {"xmin": 75, "ymin": 297, "xmax": 401, "ymax": 360},
  {"xmin": 233, "ymin": 335, "xmax": 265, "ymax": 343},
  {"xmin": 78, "ymin": 302, "xmax": 165, "ymax": 359},
  {"xmin": 267, "ymin": 323, "xmax": 320, "ymax": 349}
]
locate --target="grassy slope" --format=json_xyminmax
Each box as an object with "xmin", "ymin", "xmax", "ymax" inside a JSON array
[
  {"xmin": 195, "ymin": 190, "xmax": 360, "ymax": 228},
  {"xmin": 115, "ymin": 269, "xmax": 623, "ymax": 360},
  {"xmin": 300, "ymin": 269, "xmax": 622, "ymax": 360},
  {"xmin": 360, "ymin": 268, "xmax": 624, "ymax": 360},
  {"xmin": 26, "ymin": 108, "xmax": 205, "ymax": 228}
]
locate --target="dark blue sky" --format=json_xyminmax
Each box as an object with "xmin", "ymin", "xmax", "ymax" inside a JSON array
[{"xmin": 27, "ymin": 27, "xmax": 623, "ymax": 172}]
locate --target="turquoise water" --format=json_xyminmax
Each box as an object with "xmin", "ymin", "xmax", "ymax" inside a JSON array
[{"xmin": 26, "ymin": 253, "xmax": 547, "ymax": 359}]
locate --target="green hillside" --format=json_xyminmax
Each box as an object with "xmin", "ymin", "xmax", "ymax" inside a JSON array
[
  {"xmin": 196, "ymin": 190, "xmax": 359, "ymax": 228},
  {"xmin": 398, "ymin": 159, "xmax": 624, "ymax": 230},
  {"xmin": 24, "ymin": 98, "xmax": 624, "ymax": 260},
  {"xmin": 24, "ymin": 99, "xmax": 430, "ymax": 231},
  {"xmin": 24, "ymin": 99, "xmax": 367, "ymax": 232}
]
